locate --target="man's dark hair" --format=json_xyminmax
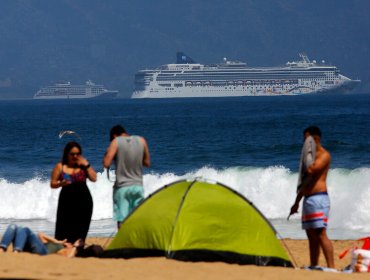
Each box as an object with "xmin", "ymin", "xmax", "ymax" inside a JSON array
[
  {"xmin": 110, "ymin": 125, "xmax": 126, "ymax": 141},
  {"xmin": 304, "ymin": 126, "xmax": 322, "ymax": 138}
]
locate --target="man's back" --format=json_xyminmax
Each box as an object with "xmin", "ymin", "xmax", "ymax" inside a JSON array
[{"xmin": 115, "ymin": 136, "xmax": 144, "ymax": 188}]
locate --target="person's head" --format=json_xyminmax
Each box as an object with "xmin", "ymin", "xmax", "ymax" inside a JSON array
[
  {"xmin": 303, "ymin": 126, "xmax": 322, "ymax": 141},
  {"xmin": 62, "ymin": 142, "xmax": 82, "ymax": 165},
  {"xmin": 110, "ymin": 125, "xmax": 126, "ymax": 141},
  {"xmin": 76, "ymin": 244, "xmax": 104, "ymax": 258}
]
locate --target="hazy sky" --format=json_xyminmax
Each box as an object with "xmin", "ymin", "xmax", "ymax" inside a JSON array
[{"xmin": 0, "ymin": 0, "xmax": 369, "ymax": 98}]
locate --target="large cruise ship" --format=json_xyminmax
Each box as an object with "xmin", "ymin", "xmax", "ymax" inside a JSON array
[
  {"xmin": 34, "ymin": 80, "xmax": 118, "ymax": 99},
  {"xmin": 131, "ymin": 53, "xmax": 360, "ymax": 98}
]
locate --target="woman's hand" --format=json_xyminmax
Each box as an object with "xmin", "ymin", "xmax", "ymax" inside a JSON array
[
  {"xmin": 59, "ymin": 179, "xmax": 71, "ymax": 187},
  {"xmin": 58, "ymin": 239, "xmax": 68, "ymax": 245},
  {"xmin": 76, "ymin": 155, "xmax": 89, "ymax": 168}
]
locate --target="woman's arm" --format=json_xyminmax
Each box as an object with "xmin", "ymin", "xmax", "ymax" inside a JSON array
[
  {"xmin": 38, "ymin": 232, "xmax": 67, "ymax": 244},
  {"xmin": 84, "ymin": 164, "xmax": 97, "ymax": 182},
  {"xmin": 50, "ymin": 163, "xmax": 70, "ymax": 188},
  {"xmin": 76, "ymin": 155, "xmax": 97, "ymax": 182}
]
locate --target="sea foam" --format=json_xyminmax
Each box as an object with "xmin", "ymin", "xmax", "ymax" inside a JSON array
[{"xmin": 0, "ymin": 166, "xmax": 369, "ymax": 233}]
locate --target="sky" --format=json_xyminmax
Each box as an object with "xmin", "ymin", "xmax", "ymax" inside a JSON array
[{"xmin": 0, "ymin": 0, "xmax": 369, "ymax": 98}]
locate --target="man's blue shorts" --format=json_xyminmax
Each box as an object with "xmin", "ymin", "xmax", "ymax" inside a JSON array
[
  {"xmin": 113, "ymin": 185, "xmax": 144, "ymax": 222},
  {"xmin": 302, "ymin": 192, "xmax": 330, "ymax": 230}
]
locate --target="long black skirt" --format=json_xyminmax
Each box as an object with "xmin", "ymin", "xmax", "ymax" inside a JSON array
[{"xmin": 55, "ymin": 183, "xmax": 93, "ymax": 243}]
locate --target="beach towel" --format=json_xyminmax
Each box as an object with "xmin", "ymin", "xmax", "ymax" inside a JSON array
[
  {"xmin": 297, "ymin": 135, "xmax": 316, "ymax": 193},
  {"xmin": 302, "ymin": 266, "xmax": 338, "ymax": 272}
]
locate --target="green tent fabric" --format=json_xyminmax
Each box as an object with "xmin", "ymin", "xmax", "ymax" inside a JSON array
[{"xmin": 103, "ymin": 178, "xmax": 293, "ymax": 267}]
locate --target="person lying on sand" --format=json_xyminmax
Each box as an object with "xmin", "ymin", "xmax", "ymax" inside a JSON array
[{"xmin": 0, "ymin": 224, "xmax": 82, "ymax": 257}]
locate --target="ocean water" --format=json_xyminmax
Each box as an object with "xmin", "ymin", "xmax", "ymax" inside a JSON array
[{"xmin": 0, "ymin": 94, "xmax": 369, "ymax": 240}]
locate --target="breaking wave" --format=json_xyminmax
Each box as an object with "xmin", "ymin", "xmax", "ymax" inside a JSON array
[{"xmin": 0, "ymin": 166, "xmax": 369, "ymax": 234}]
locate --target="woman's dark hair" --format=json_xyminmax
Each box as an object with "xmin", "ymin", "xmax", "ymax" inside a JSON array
[
  {"xmin": 62, "ymin": 142, "xmax": 82, "ymax": 164},
  {"xmin": 76, "ymin": 245, "xmax": 104, "ymax": 258},
  {"xmin": 110, "ymin": 125, "xmax": 126, "ymax": 141}
]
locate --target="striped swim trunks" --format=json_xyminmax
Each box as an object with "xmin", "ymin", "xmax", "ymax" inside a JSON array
[{"xmin": 302, "ymin": 192, "xmax": 330, "ymax": 230}]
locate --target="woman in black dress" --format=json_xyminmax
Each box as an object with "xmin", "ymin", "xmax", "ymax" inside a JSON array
[{"xmin": 50, "ymin": 142, "xmax": 97, "ymax": 243}]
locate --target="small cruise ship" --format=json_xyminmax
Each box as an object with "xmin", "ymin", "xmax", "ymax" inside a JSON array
[
  {"xmin": 131, "ymin": 52, "xmax": 360, "ymax": 98},
  {"xmin": 34, "ymin": 80, "xmax": 118, "ymax": 99}
]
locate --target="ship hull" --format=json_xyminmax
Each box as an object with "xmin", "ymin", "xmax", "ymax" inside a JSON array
[
  {"xmin": 132, "ymin": 80, "xmax": 360, "ymax": 99},
  {"xmin": 33, "ymin": 91, "xmax": 118, "ymax": 99}
]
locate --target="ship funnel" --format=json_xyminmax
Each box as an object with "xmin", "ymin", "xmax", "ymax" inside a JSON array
[{"xmin": 176, "ymin": 52, "xmax": 196, "ymax": 64}]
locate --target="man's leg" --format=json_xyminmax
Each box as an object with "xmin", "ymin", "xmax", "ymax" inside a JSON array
[
  {"xmin": 128, "ymin": 186, "xmax": 144, "ymax": 214},
  {"xmin": 317, "ymin": 228, "xmax": 335, "ymax": 268},
  {"xmin": 117, "ymin": 221, "xmax": 123, "ymax": 229},
  {"xmin": 116, "ymin": 199, "xmax": 129, "ymax": 229},
  {"xmin": 306, "ymin": 228, "xmax": 320, "ymax": 267},
  {"xmin": 113, "ymin": 188, "xmax": 129, "ymax": 230}
]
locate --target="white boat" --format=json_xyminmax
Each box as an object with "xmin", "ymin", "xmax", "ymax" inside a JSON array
[
  {"xmin": 131, "ymin": 53, "xmax": 360, "ymax": 98},
  {"xmin": 34, "ymin": 80, "xmax": 118, "ymax": 99}
]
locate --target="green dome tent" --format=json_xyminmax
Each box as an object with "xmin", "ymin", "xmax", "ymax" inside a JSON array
[{"xmin": 103, "ymin": 178, "xmax": 293, "ymax": 267}]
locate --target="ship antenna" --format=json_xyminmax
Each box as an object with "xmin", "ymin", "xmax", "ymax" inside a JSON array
[{"xmin": 299, "ymin": 53, "xmax": 310, "ymax": 63}]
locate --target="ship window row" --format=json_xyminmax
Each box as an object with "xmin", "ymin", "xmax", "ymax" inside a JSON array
[
  {"xmin": 152, "ymin": 80, "xmax": 332, "ymax": 85},
  {"xmin": 135, "ymin": 81, "xmax": 150, "ymax": 85},
  {"xmin": 177, "ymin": 72, "xmax": 330, "ymax": 77},
  {"xmin": 157, "ymin": 74, "xmax": 326, "ymax": 80},
  {"xmin": 47, "ymin": 86, "xmax": 104, "ymax": 89},
  {"xmin": 148, "ymin": 86, "xmax": 295, "ymax": 94},
  {"xmin": 157, "ymin": 73, "xmax": 329, "ymax": 78},
  {"xmin": 180, "ymin": 80, "xmax": 300, "ymax": 86},
  {"xmin": 44, "ymin": 89, "xmax": 101, "ymax": 93},
  {"xmin": 135, "ymin": 74, "xmax": 155, "ymax": 79},
  {"xmin": 181, "ymin": 69, "xmax": 335, "ymax": 74},
  {"xmin": 134, "ymin": 83, "xmax": 150, "ymax": 88},
  {"xmin": 156, "ymin": 75, "xmax": 327, "ymax": 81},
  {"xmin": 151, "ymin": 69, "xmax": 336, "ymax": 75},
  {"xmin": 189, "ymin": 76, "xmax": 329, "ymax": 81},
  {"xmin": 155, "ymin": 72, "xmax": 335, "ymax": 78},
  {"xmin": 180, "ymin": 71, "xmax": 330, "ymax": 76}
]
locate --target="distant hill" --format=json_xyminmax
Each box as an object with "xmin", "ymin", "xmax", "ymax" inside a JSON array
[{"xmin": 0, "ymin": 0, "xmax": 369, "ymax": 98}]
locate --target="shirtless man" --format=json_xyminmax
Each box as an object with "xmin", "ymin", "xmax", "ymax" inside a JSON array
[{"xmin": 290, "ymin": 126, "xmax": 335, "ymax": 268}]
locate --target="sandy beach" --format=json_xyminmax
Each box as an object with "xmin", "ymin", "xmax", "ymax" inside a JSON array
[{"xmin": 0, "ymin": 238, "xmax": 368, "ymax": 279}]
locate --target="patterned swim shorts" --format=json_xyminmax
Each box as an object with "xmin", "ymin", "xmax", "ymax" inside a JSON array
[{"xmin": 302, "ymin": 192, "xmax": 330, "ymax": 230}]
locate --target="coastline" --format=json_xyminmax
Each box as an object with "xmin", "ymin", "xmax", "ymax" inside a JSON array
[{"xmin": 0, "ymin": 238, "xmax": 367, "ymax": 279}]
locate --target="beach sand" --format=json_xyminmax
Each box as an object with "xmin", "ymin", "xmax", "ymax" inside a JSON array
[{"xmin": 0, "ymin": 238, "xmax": 368, "ymax": 279}]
